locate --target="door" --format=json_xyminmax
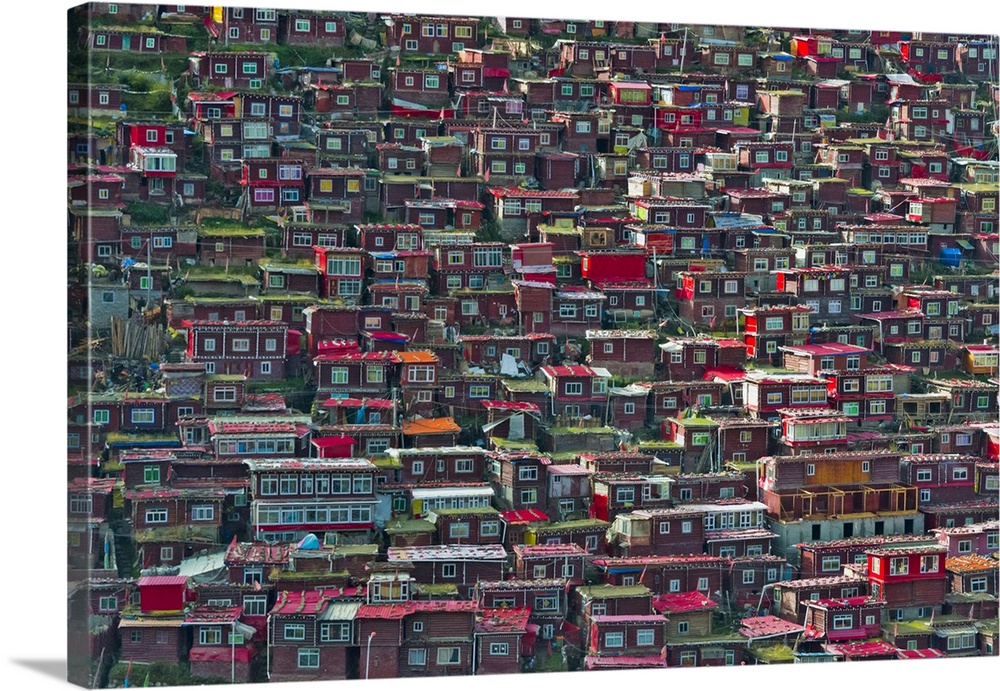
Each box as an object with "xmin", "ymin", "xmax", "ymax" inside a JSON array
[{"xmin": 122, "ymin": 35, "xmax": 131, "ymax": 51}]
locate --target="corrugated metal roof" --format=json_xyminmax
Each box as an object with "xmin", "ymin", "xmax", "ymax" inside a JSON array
[{"xmin": 319, "ymin": 601, "xmax": 362, "ymax": 622}]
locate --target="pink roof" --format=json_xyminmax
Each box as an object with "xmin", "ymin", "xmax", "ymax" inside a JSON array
[
  {"xmin": 476, "ymin": 607, "xmax": 531, "ymax": 632},
  {"xmin": 208, "ymin": 421, "xmax": 310, "ymax": 436},
  {"xmin": 269, "ymin": 590, "xmax": 364, "ymax": 616},
  {"xmin": 739, "ymin": 615, "xmax": 805, "ymax": 639},
  {"xmin": 186, "ymin": 606, "xmax": 243, "ymax": 624},
  {"xmin": 322, "ymin": 398, "xmax": 395, "ymax": 409},
  {"xmin": 488, "ymin": 187, "xmax": 579, "ymax": 199},
  {"xmin": 481, "ymin": 400, "xmax": 541, "ymax": 413},
  {"xmin": 137, "ymin": 575, "xmax": 189, "ymax": 587},
  {"xmin": 364, "ymin": 331, "xmax": 411, "ymax": 342},
  {"xmin": 585, "ymin": 655, "xmax": 665, "ymax": 669},
  {"xmin": 826, "ymin": 641, "xmax": 899, "ymax": 658},
  {"xmin": 314, "ymin": 351, "xmax": 401, "ymax": 362},
  {"xmin": 810, "ymin": 596, "xmax": 879, "ymax": 609},
  {"xmin": 781, "ymin": 343, "xmax": 871, "ymax": 357},
  {"xmin": 515, "ymin": 544, "xmax": 588, "ymax": 557},
  {"xmin": 548, "ymin": 464, "xmax": 592, "ymax": 476},
  {"xmin": 857, "ymin": 309, "xmax": 924, "ymax": 320},
  {"xmin": 225, "ymin": 539, "xmax": 292, "ymax": 565}
]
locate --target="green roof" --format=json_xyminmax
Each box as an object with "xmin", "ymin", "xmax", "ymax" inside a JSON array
[
  {"xmin": 133, "ymin": 526, "xmax": 217, "ymax": 543},
  {"xmin": 181, "ymin": 296, "xmax": 256, "ymax": 305},
  {"xmin": 105, "ymin": 432, "xmax": 177, "ymax": 444},
  {"xmin": 269, "ymin": 569, "xmax": 350, "ymax": 582},
  {"xmin": 257, "ymin": 258, "xmax": 316, "ymax": 269},
  {"xmin": 413, "ymin": 583, "xmax": 460, "ymax": 596},
  {"xmin": 333, "ymin": 544, "xmax": 379, "ymax": 556},
  {"xmin": 532, "ymin": 518, "xmax": 609, "ymax": 532},
  {"xmin": 673, "ymin": 416, "xmax": 719, "ymax": 427},
  {"xmin": 576, "ymin": 584, "xmax": 651, "ymax": 599},
  {"xmin": 198, "ymin": 227, "xmax": 266, "ymax": 237},
  {"xmin": 546, "ymin": 426, "xmax": 616, "ymax": 435},
  {"xmin": 664, "ymin": 633, "xmax": 747, "ymax": 644},
  {"xmin": 491, "ymin": 437, "xmax": 539, "ymax": 451},
  {"xmin": 888, "ymin": 620, "xmax": 935, "ymax": 635},
  {"xmin": 749, "ymin": 644, "xmax": 795, "ymax": 663},
  {"xmin": 384, "ymin": 518, "xmax": 436, "ymax": 533},
  {"xmin": 639, "ymin": 441, "xmax": 684, "ymax": 449}
]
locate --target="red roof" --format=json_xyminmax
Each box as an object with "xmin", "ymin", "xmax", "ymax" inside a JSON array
[
  {"xmin": 651, "ymin": 591, "xmax": 719, "ymax": 614},
  {"xmin": 541, "ymin": 365, "xmax": 597, "ymax": 377},
  {"xmin": 702, "ymin": 366, "xmax": 747, "ymax": 382},
  {"xmin": 311, "ymin": 435, "xmax": 356, "ymax": 448},
  {"xmin": 500, "ymin": 508, "xmax": 550, "ymax": 524},
  {"xmin": 358, "ymin": 601, "xmax": 478, "ymax": 619},
  {"xmin": 897, "ymin": 648, "xmax": 947, "ymax": 659}
]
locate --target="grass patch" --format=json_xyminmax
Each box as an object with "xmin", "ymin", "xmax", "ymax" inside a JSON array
[{"xmin": 108, "ymin": 661, "xmax": 225, "ymax": 688}]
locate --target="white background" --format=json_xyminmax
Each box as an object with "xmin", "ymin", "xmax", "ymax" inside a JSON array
[{"xmin": 3, "ymin": 1, "xmax": 998, "ymax": 688}]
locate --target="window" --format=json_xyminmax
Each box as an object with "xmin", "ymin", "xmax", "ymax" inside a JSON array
[
  {"xmin": 441, "ymin": 563, "xmax": 457, "ymax": 579},
  {"xmin": 199, "ymin": 627, "xmax": 222, "ymax": 645},
  {"xmin": 677, "ymin": 622, "xmax": 690, "ymax": 636},
  {"xmin": 437, "ymin": 647, "xmax": 461, "ymax": 665},
  {"xmin": 604, "ymin": 632, "xmax": 624, "ymax": 648},
  {"xmin": 130, "ymin": 408, "xmax": 155, "ymax": 424},
  {"xmin": 822, "ymin": 556, "xmax": 841, "ymax": 572},
  {"xmin": 297, "ymin": 648, "xmax": 320, "ymax": 669},
  {"xmin": 191, "ymin": 505, "xmax": 214, "ymax": 521},
  {"xmin": 889, "ymin": 557, "xmax": 909, "ymax": 576},
  {"xmin": 145, "ymin": 508, "xmax": 168, "ymax": 524}
]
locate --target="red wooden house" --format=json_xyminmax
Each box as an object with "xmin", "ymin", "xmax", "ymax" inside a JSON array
[
  {"xmin": 241, "ymin": 158, "xmax": 306, "ymax": 211},
  {"xmin": 314, "ymin": 247, "xmax": 366, "ymax": 301},
  {"xmin": 313, "ymin": 351, "xmax": 400, "ymax": 403},
  {"xmin": 189, "ymin": 52, "xmax": 270, "ymax": 89},
  {"xmin": 660, "ymin": 337, "xmax": 747, "ymax": 382},
  {"xmin": 867, "ymin": 545, "xmax": 949, "ymax": 617},
  {"xmin": 474, "ymin": 607, "xmax": 532, "ymax": 676},
  {"xmin": 266, "ymin": 591, "xmax": 361, "ymax": 683},
  {"xmin": 185, "ymin": 320, "xmax": 288, "ymax": 381},
  {"xmin": 280, "ymin": 11, "xmax": 346, "ymax": 46},
  {"xmin": 118, "ymin": 575, "xmax": 192, "ymax": 664},
  {"xmin": 540, "ymin": 365, "xmax": 611, "ymax": 420},
  {"xmin": 804, "ymin": 597, "xmax": 886, "ymax": 642},
  {"xmin": 676, "ymin": 272, "xmax": 747, "ymax": 328},
  {"xmin": 245, "ymin": 457, "xmax": 377, "ymax": 542}
]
